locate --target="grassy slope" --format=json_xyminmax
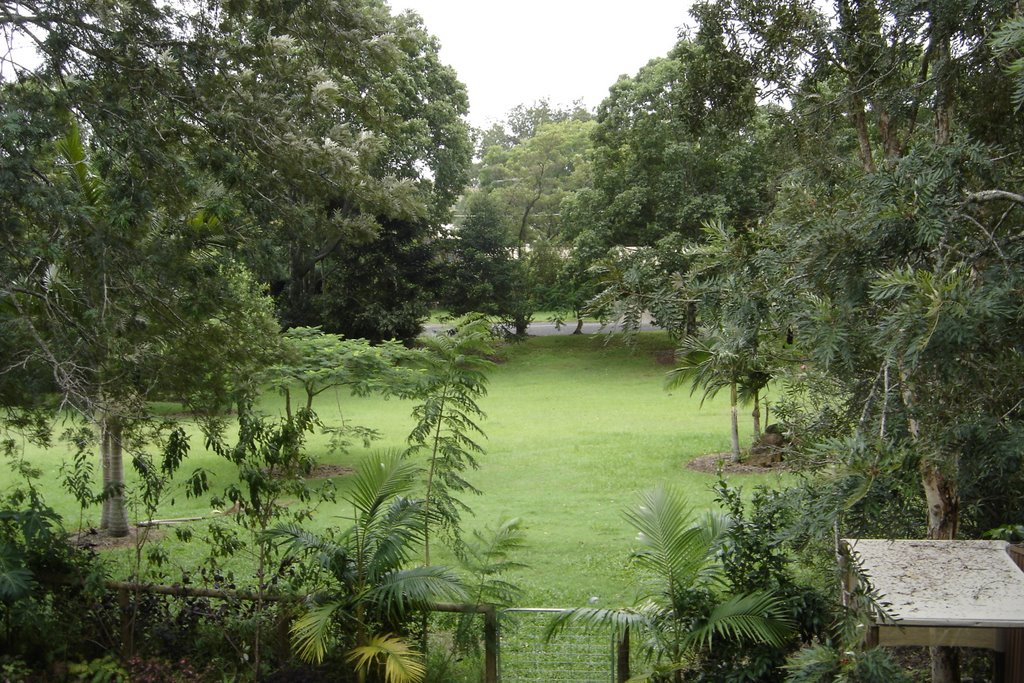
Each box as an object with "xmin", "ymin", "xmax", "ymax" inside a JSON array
[{"xmin": 4, "ymin": 332, "xmax": 786, "ymax": 606}]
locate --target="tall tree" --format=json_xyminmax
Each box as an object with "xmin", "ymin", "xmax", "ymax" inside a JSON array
[
  {"xmin": 713, "ymin": 1, "xmax": 1024, "ymax": 679},
  {"xmin": 479, "ymin": 118, "xmax": 596, "ymax": 255},
  {"xmin": 184, "ymin": 1, "xmax": 473, "ymax": 339},
  {"xmin": 2, "ymin": 115, "xmax": 278, "ymax": 536},
  {"xmin": 471, "ymin": 111, "xmax": 596, "ymax": 334},
  {"xmin": 2, "ymin": 0, "xmax": 466, "ymax": 533},
  {"xmin": 441, "ymin": 192, "xmax": 528, "ymax": 329},
  {"xmin": 587, "ymin": 6, "xmax": 773, "ymax": 249}
]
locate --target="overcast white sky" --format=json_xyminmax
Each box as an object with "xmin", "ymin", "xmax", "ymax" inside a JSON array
[{"xmin": 387, "ymin": 1, "xmax": 697, "ymax": 129}]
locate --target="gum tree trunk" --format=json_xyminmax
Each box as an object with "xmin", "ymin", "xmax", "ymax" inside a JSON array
[
  {"xmin": 100, "ymin": 413, "xmax": 129, "ymax": 537},
  {"xmin": 751, "ymin": 391, "xmax": 762, "ymax": 443},
  {"xmin": 923, "ymin": 461, "xmax": 960, "ymax": 683},
  {"xmin": 730, "ymin": 381, "xmax": 740, "ymax": 461}
]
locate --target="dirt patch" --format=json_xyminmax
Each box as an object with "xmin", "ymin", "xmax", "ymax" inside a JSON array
[
  {"xmin": 654, "ymin": 349, "xmax": 676, "ymax": 365},
  {"xmin": 307, "ymin": 463, "xmax": 355, "ymax": 478},
  {"xmin": 686, "ymin": 452, "xmax": 788, "ymax": 475},
  {"xmin": 262, "ymin": 463, "xmax": 356, "ymax": 480},
  {"xmin": 69, "ymin": 525, "xmax": 165, "ymax": 551}
]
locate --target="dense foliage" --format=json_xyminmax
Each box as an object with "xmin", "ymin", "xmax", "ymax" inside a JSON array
[
  {"xmin": 4, "ymin": 0, "xmax": 1024, "ymax": 680},
  {"xmin": 577, "ymin": 1, "xmax": 1024, "ymax": 681}
]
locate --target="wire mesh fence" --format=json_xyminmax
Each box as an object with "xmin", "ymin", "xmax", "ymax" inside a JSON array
[{"xmin": 499, "ymin": 608, "xmax": 617, "ymax": 683}]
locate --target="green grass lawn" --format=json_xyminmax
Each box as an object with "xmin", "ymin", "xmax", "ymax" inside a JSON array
[{"xmin": 3, "ymin": 332, "xmax": 786, "ymax": 607}]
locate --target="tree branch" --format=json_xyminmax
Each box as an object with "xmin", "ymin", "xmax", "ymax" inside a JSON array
[{"xmin": 964, "ymin": 190, "xmax": 1024, "ymax": 205}]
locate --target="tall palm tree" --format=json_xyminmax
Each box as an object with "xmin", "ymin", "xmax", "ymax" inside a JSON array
[
  {"xmin": 545, "ymin": 487, "xmax": 793, "ymax": 682},
  {"xmin": 267, "ymin": 452, "xmax": 467, "ymax": 683}
]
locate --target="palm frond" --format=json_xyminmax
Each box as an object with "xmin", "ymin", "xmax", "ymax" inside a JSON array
[
  {"xmin": 55, "ymin": 118, "xmax": 106, "ymax": 210},
  {"xmin": 542, "ymin": 607, "xmax": 648, "ymax": 642},
  {"xmin": 263, "ymin": 522, "xmax": 339, "ymax": 557},
  {"xmin": 348, "ymin": 450, "xmax": 420, "ymax": 517},
  {"xmin": 263, "ymin": 523, "xmax": 351, "ymax": 579},
  {"xmin": 346, "ymin": 634, "xmax": 425, "ymax": 683},
  {"xmin": 366, "ymin": 565, "xmax": 467, "ymax": 619},
  {"xmin": 626, "ymin": 488, "xmax": 731, "ymax": 591},
  {"xmin": 291, "ymin": 600, "xmax": 344, "ymax": 664},
  {"xmin": 363, "ymin": 496, "xmax": 426, "ymax": 576},
  {"xmin": 684, "ymin": 591, "xmax": 794, "ymax": 651},
  {"xmin": 665, "ymin": 336, "xmax": 733, "ymax": 404}
]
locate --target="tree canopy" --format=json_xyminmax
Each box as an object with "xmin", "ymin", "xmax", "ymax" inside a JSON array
[{"xmin": 0, "ymin": 0, "xmax": 472, "ymax": 534}]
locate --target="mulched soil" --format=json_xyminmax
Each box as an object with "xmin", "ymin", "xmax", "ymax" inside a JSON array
[
  {"xmin": 70, "ymin": 525, "xmax": 165, "ymax": 551},
  {"xmin": 306, "ymin": 463, "xmax": 354, "ymax": 478},
  {"xmin": 685, "ymin": 452, "xmax": 788, "ymax": 474}
]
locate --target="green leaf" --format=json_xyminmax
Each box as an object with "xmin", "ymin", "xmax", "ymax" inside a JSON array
[{"xmin": 0, "ymin": 544, "xmax": 33, "ymax": 602}]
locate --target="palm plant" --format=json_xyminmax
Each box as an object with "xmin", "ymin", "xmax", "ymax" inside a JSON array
[
  {"xmin": 671, "ymin": 219, "xmax": 779, "ymax": 457},
  {"xmin": 667, "ymin": 324, "xmax": 771, "ymax": 461},
  {"xmin": 267, "ymin": 451, "xmax": 467, "ymax": 683},
  {"xmin": 545, "ymin": 487, "xmax": 793, "ymax": 682}
]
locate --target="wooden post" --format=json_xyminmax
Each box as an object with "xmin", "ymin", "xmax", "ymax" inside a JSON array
[
  {"xmin": 484, "ymin": 606, "xmax": 499, "ymax": 683},
  {"xmin": 118, "ymin": 587, "xmax": 133, "ymax": 659},
  {"xmin": 275, "ymin": 604, "xmax": 293, "ymax": 661},
  {"xmin": 616, "ymin": 626, "xmax": 630, "ymax": 683},
  {"xmin": 1006, "ymin": 545, "xmax": 1024, "ymax": 683},
  {"xmin": 865, "ymin": 625, "xmax": 879, "ymax": 648}
]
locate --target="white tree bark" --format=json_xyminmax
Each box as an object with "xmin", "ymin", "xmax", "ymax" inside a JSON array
[{"xmin": 99, "ymin": 413, "xmax": 129, "ymax": 537}]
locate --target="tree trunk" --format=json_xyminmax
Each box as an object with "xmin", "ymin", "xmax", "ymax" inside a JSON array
[
  {"xmin": 100, "ymin": 422, "xmax": 111, "ymax": 531},
  {"xmin": 904, "ymin": 364, "xmax": 961, "ymax": 683},
  {"xmin": 921, "ymin": 461, "xmax": 959, "ymax": 541},
  {"xmin": 922, "ymin": 461, "xmax": 960, "ymax": 683},
  {"xmin": 851, "ymin": 94, "xmax": 876, "ymax": 173},
  {"xmin": 751, "ymin": 391, "xmax": 762, "ymax": 443},
  {"xmin": 836, "ymin": 0, "xmax": 877, "ymax": 172},
  {"xmin": 878, "ymin": 109, "xmax": 901, "ymax": 161},
  {"xmin": 930, "ymin": 646, "xmax": 960, "ymax": 683},
  {"xmin": 932, "ymin": 29, "xmax": 954, "ymax": 147},
  {"xmin": 730, "ymin": 381, "xmax": 740, "ymax": 462},
  {"xmin": 573, "ymin": 316, "xmax": 584, "ymax": 335},
  {"xmin": 100, "ymin": 414, "xmax": 129, "ymax": 537}
]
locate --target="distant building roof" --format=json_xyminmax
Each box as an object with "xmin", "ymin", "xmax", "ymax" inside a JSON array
[{"xmin": 843, "ymin": 539, "xmax": 1024, "ymax": 628}]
